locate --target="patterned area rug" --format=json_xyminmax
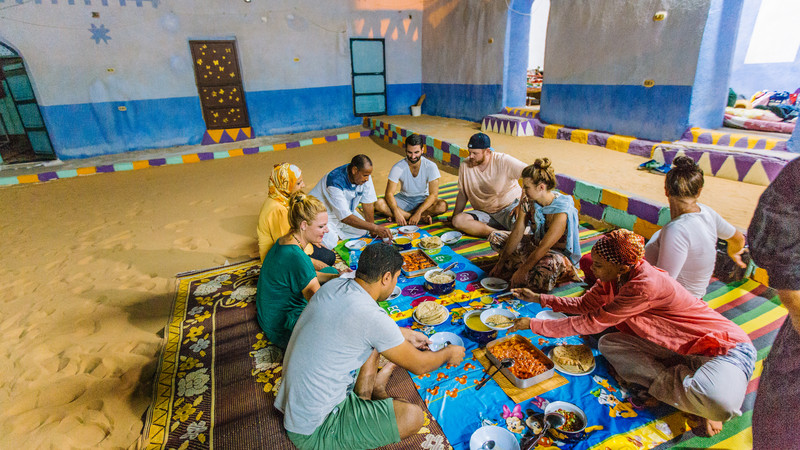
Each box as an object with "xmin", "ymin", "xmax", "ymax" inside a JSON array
[{"xmin": 140, "ymin": 260, "xmax": 450, "ymax": 450}]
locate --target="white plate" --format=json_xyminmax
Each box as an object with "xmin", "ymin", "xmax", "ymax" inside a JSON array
[
  {"xmin": 345, "ymin": 240, "xmax": 366, "ymax": 250},
  {"xmin": 399, "ymin": 225, "xmax": 420, "ymax": 234},
  {"xmin": 469, "ymin": 425, "xmax": 520, "ymax": 450},
  {"xmin": 548, "ymin": 349, "xmax": 596, "ymax": 376},
  {"xmin": 429, "ymin": 332, "xmax": 464, "ymax": 351},
  {"xmin": 480, "ymin": 277, "xmax": 509, "ymax": 292},
  {"xmin": 536, "ymin": 310, "xmax": 567, "ymax": 320},
  {"xmin": 388, "ymin": 286, "xmax": 401, "ymax": 301},
  {"xmin": 412, "ymin": 304, "xmax": 450, "ymax": 326},
  {"xmin": 480, "ymin": 307, "xmax": 518, "ymax": 330},
  {"xmin": 441, "ymin": 231, "xmax": 463, "ymax": 245}
]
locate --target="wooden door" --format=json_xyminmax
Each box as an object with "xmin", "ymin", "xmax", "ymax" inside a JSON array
[{"xmin": 189, "ymin": 40, "xmax": 250, "ymax": 129}]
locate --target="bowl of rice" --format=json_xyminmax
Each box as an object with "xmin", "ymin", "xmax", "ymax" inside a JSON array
[{"xmin": 423, "ymin": 268, "xmax": 456, "ymax": 295}]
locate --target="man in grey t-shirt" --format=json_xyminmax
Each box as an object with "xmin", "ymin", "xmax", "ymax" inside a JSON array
[{"xmin": 275, "ymin": 243, "xmax": 465, "ymax": 450}]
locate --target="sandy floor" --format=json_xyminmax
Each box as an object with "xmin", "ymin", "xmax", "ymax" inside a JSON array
[{"xmin": 0, "ymin": 117, "xmax": 766, "ymax": 448}]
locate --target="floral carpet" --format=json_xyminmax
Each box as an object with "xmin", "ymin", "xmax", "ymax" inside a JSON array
[{"xmin": 140, "ymin": 260, "xmax": 450, "ymax": 450}]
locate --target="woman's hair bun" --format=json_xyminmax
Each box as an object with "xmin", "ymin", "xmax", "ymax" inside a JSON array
[
  {"xmin": 672, "ymin": 155, "xmax": 697, "ymax": 171},
  {"xmin": 534, "ymin": 157, "xmax": 551, "ymax": 170}
]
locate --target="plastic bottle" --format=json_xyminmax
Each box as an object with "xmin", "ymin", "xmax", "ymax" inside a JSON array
[{"xmin": 349, "ymin": 250, "xmax": 359, "ymax": 271}]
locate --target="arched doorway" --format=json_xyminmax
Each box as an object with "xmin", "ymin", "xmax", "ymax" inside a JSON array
[{"xmin": 0, "ymin": 42, "xmax": 55, "ymax": 164}]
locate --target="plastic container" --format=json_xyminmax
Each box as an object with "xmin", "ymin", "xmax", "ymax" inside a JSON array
[
  {"xmin": 485, "ymin": 334, "xmax": 555, "ymax": 389},
  {"xmin": 349, "ymin": 250, "xmax": 359, "ymax": 271}
]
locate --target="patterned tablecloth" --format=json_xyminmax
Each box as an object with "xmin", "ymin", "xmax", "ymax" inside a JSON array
[{"xmin": 346, "ymin": 230, "xmax": 688, "ymax": 450}]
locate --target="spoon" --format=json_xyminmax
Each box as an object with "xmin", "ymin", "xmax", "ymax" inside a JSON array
[
  {"xmin": 440, "ymin": 261, "xmax": 458, "ymax": 273},
  {"xmin": 475, "ymin": 358, "xmax": 514, "ymax": 390},
  {"xmin": 478, "ymin": 440, "xmax": 496, "ymax": 450},
  {"xmin": 523, "ymin": 413, "xmax": 565, "ymax": 450}
]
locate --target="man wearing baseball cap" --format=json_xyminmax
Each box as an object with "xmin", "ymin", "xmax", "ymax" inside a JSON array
[{"xmin": 450, "ymin": 132, "xmax": 527, "ymax": 238}]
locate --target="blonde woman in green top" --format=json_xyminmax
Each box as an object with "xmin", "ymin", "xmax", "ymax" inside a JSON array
[{"xmin": 256, "ymin": 191, "xmax": 335, "ymax": 348}]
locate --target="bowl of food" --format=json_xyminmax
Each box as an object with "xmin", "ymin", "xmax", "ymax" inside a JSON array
[
  {"xmin": 430, "ymin": 331, "xmax": 464, "ymax": 351},
  {"xmin": 419, "ymin": 235, "xmax": 444, "ymax": 253},
  {"xmin": 441, "ymin": 230, "xmax": 463, "ymax": 245},
  {"xmin": 480, "ymin": 308, "xmax": 518, "ymax": 330},
  {"xmin": 463, "ymin": 309, "xmax": 498, "ymax": 345},
  {"xmin": 480, "ymin": 277, "xmax": 509, "ymax": 292},
  {"xmin": 399, "ymin": 225, "xmax": 420, "ymax": 234},
  {"xmin": 413, "ymin": 301, "xmax": 450, "ymax": 326},
  {"xmin": 544, "ymin": 401, "xmax": 593, "ymax": 443},
  {"xmin": 469, "ymin": 425, "xmax": 520, "ymax": 450},
  {"xmin": 548, "ymin": 344, "xmax": 596, "ymax": 376},
  {"xmin": 393, "ymin": 237, "xmax": 413, "ymax": 251},
  {"xmin": 345, "ymin": 239, "xmax": 366, "ymax": 250},
  {"xmin": 423, "ymin": 268, "xmax": 456, "ymax": 295}
]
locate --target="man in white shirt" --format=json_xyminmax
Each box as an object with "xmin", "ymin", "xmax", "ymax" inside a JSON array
[
  {"xmin": 451, "ymin": 132, "xmax": 527, "ymax": 237},
  {"xmin": 309, "ymin": 154, "xmax": 393, "ymax": 249},
  {"xmin": 374, "ymin": 134, "xmax": 448, "ymax": 225},
  {"xmin": 275, "ymin": 243, "xmax": 465, "ymax": 450}
]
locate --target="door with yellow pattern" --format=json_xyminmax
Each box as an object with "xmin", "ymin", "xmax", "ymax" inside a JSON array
[{"xmin": 189, "ymin": 40, "xmax": 250, "ymax": 130}]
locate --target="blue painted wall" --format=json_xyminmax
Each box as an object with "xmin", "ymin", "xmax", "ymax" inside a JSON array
[
  {"xmin": 503, "ymin": 0, "xmax": 534, "ymax": 108},
  {"xmin": 421, "ymin": 0, "xmax": 509, "ymax": 121},
  {"xmin": 788, "ymin": 121, "xmax": 800, "ymax": 153},
  {"xmin": 40, "ymin": 97, "xmax": 205, "ymax": 160},
  {"xmin": 420, "ymin": 84, "xmax": 502, "ymax": 122},
  {"xmin": 729, "ymin": 0, "xmax": 800, "ymax": 96},
  {"xmin": 540, "ymin": 0, "xmax": 739, "ymax": 142},
  {"xmin": 0, "ymin": 1, "xmax": 424, "ymax": 160},
  {"xmin": 543, "ymin": 84, "xmax": 693, "ymax": 140},
  {"xmin": 687, "ymin": 0, "xmax": 744, "ymax": 129}
]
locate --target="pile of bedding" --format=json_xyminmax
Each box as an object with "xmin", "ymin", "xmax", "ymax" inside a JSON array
[{"xmin": 725, "ymin": 89, "xmax": 798, "ymax": 134}]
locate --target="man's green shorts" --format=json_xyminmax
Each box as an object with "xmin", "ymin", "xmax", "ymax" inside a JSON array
[{"xmin": 287, "ymin": 392, "xmax": 400, "ymax": 450}]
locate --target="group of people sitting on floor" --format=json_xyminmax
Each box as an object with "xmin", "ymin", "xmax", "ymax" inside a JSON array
[{"xmin": 251, "ymin": 130, "xmax": 790, "ymax": 449}]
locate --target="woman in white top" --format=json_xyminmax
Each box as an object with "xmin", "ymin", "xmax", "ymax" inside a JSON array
[{"xmin": 644, "ymin": 156, "xmax": 746, "ymax": 298}]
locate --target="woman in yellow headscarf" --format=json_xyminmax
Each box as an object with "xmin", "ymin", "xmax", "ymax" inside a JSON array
[{"xmin": 257, "ymin": 163, "xmax": 336, "ymax": 268}]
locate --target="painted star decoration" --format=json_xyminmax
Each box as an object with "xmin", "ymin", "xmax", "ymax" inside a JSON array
[{"xmin": 89, "ymin": 24, "xmax": 111, "ymax": 45}]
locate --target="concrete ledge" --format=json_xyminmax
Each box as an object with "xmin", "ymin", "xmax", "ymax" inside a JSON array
[
  {"xmin": 652, "ymin": 144, "xmax": 792, "ymax": 186},
  {"xmin": 0, "ymin": 130, "xmax": 371, "ymax": 187},
  {"xmin": 681, "ymin": 127, "xmax": 788, "ymax": 151}
]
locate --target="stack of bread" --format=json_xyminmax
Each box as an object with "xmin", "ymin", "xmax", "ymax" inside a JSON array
[{"xmin": 551, "ymin": 344, "xmax": 594, "ymax": 373}]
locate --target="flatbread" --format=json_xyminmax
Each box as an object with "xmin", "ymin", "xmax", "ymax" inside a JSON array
[
  {"xmin": 552, "ymin": 344, "xmax": 594, "ymax": 373},
  {"xmin": 414, "ymin": 301, "xmax": 448, "ymax": 324}
]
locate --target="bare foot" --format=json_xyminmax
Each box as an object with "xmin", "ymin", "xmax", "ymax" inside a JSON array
[
  {"xmin": 372, "ymin": 361, "xmax": 396, "ymax": 400},
  {"xmin": 422, "ymin": 215, "xmax": 434, "ymax": 225},
  {"xmin": 688, "ymin": 415, "xmax": 723, "ymax": 437}
]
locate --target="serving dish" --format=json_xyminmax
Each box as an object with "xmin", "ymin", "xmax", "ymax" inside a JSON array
[
  {"xmin": 400, "ymin": 249, "xmax": 437, "ymax": 278},
  {"xmin": 485, "ymin": 334, "xmax": 555, "ymax": 389}
]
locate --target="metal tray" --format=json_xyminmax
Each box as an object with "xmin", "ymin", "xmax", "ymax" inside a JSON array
[
  {"xmin": 400, "ymin": 249, "xmax": 438, "ymax": 278},
  {"xmin": 485, "ymin": 334, "xmax": 555, "ymax": 389}
]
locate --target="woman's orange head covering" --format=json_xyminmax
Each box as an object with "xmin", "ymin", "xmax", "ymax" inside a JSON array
[
  {"xmin": 268, "ymin": 163, "xmax": 301, "ymax": 207},
  {"xmin": 593, "ymin": 229, "xmax": 645, "ymax": 266}
]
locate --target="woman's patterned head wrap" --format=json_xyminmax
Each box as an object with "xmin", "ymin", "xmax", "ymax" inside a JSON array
[
  {"xmin": 268, "ymin": 163, "xmax": 301, "ymax": 207},
  {"xmin": 593, "ymin": 229, "xmax": 645, "ymax": 266}
]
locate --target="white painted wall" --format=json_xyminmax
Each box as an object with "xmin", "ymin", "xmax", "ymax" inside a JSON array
[
  {"xmin": 544, "ymin": 0, "xmax": 710, "ymax": 86},
  {"xmin": 527, "ymin": 0, "xmax": 549, "ymax": 70},
  {"xmin": 421, "ymin": 0, "xmax": 508, "ymax": 85},
  {"xmin": 0, "ymin": 0, "xmax": 423, "ymax": 106}
]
